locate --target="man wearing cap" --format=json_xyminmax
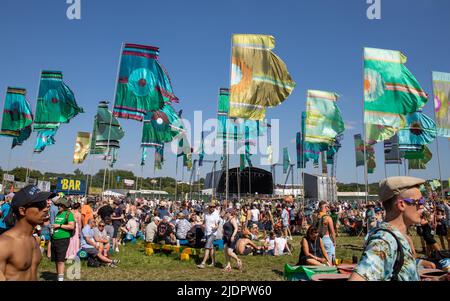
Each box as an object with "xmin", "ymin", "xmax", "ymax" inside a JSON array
[
  {"xmin": 197, "ymin": 200, "xmax": 220, "ymax": 269},
  {"xmin": 350, "ymin": 177, "xmax": 438, "ymax": 281},
  {"xmin": 0, "ymin": 193, "xmax": 14, "ymax": 235},
  {"xmin": 0, "ymin": 185, "xmax": 55, "ymax": 281}
]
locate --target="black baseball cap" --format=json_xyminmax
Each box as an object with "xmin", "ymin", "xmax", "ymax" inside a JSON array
[{"xmin": 11, "ymin": 185, "xmax": 56, "ymax": 209}]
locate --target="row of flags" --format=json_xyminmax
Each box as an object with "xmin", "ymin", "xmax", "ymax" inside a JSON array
[
  {"xmin": 1, "ymin": 39, "xmax": 448, "ymax": 182},
  {"xmin": 353, "ymin": 47, "xmax": 450, "ymax": 173}
]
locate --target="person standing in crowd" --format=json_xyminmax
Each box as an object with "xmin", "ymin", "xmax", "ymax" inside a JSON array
[
  {"xmin": 297, "ymin": 226, "xmax": 331, "ymax": 266},
  {"xmin": 249, "ymin": 204, "xmax": 260, "ymax": 229},
  {"xmin": 281, "ymin": 204, "xmax": 292, "ymax": 240},
  {"xmin": 80, "ymin": 218, "xmax": 119, "ymax": 267},
  {"xmin": 0, "ymin": 193, "xmax": 14, "ymax": 235},
  {"xmin": 419, "ymin": 212, "xmax": 442, "ymax": 257},
  {"xmin": 96, "ymin": 200, "xmax": 114, "ymax": 222},
  {"xmin": 51, "ymin": 197, "xmax": 75, "ymax": 281},
  {"xmin": 435, "ymin": 206, "xmax": 447, "ymax": 250},
  {"xmin": 350, "ymin": 177, "xmax": 439, "ymax": 281},
  {"xmin": 316, "ymin": 201, "xmax": 336, "ymax": 264},
  {"xmin": 197, "ymin": 201, "xmax": 220, "ymax": 269},
  {"xmin": 0, "ymin": 186, "xmax": 54, "ymax": 281},
  {"xmin": 46, "ymin": 195, "xmax": 60, "ymax": 259},
  {"xmin": 66, "ymin": 201, "xmax": 82, "ymax": 260},
  {"xmin": 157, "ymin": 201, "xmax": 171, "ymax": 219},
  {"xmin": 81, "ymin": 197, "xmax": 95, "ymax": 227},
  {"xmin": 222, "ymin": 208, "xmax": 242, "ymax": 271},
  {"xmin": 111, "ymin": 200, "xmax": 124, "ymax": 253}
]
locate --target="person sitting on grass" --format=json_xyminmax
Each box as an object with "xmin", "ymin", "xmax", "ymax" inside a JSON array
[
  {"xmin": 80, "ymin": 218, "xmax": 119, "ymax": 267},
  {"xmin": 274, "ymin": 230, "xmax": 292, "ymax": 256},
  {"xmin": 154, "ymin": 216, "xmax": 176, "ymax": 245},
  {"xmin": 264, "ymin": 231, "xmax": 276, "ymax": 256},
  {"xmin": 297, "ymin": 226, "xmax": 331, "ymax": 266},
  {"xmin": 235, "ymin": 230, "xmax": 262, "ymax": 256},
  {"xmin": 93, "ymin": 221, "xmax": 111, "ymax": 258}
]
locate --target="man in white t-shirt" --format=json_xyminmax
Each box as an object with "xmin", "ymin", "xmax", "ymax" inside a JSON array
[
  {"xmin": 197, "ymin": 201, "xmax": 220, "ymax": 269},
  {"xmin": 249, "ymin": 204, "xmax": 260, "ymax": 228}
]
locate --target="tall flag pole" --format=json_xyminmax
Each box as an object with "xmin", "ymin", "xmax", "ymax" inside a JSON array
[{"xmin": 432, "ymin": 71, "xmax": 450, "ymax": 198}]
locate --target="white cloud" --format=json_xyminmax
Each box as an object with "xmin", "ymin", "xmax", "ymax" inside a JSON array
[{"xmin": 345, "ymin": 121, "xmax": 358, "ymax": 130}]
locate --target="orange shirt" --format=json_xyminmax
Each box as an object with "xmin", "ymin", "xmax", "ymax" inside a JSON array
[{"xmin": 81, "ymin": 204, "xmax": 94, "ymax": 226}]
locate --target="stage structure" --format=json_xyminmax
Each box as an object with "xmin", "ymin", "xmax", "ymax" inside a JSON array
[
  {"xmin": 204, "ymin": 167, "xmax": 274, "ymax": 198},
  {"xmin": 303, "ymin": 172, "xmax": 337, "ymax": 202}
]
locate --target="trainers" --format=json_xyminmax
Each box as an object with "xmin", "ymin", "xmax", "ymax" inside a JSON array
[
  {"xmin": 208, "ymin": 263, "xmax": 215, "ymax": 267},
  {"xmin": 115, "ymin": 248, "xmax": 120, "ymax": 253},
  {"xmin": 197, "ymin": 263, "xmax": 206, "ymax": 269},
  {"xmin": 112, "ymin": 259, "xmax": 120, "ymax": 265},
  {"xmin": 108, "ymin": 263, "xmax": 118, "ymax": 268}
]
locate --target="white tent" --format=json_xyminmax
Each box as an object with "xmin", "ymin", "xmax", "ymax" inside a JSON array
[{"xmin": 102, "ymin": 190, "xmax": 125, "ymax": 197}]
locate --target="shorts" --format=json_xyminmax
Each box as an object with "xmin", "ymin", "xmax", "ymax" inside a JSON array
[
  {"xmin": 51, "ymin": 238, "xmax": 70, "ymax": 262},
  {"xmin": 243, "ymin": 246, "xmax": 253, "ymax": 255},
  {"xmin": 223, "ymin": 236, "xmax": 236, "ymax": 250},
  {"xmin": 204, "ymin": 234, "xmax": 216, "ymax": 249},
  {"xmin": 322, "ymin": 235, "xmax": 335, "ymax": 261},
  {"xmin": 82, "ymin": 247, "xmax": 99, "ymax": 257},
  {"xmin": 436, "ymin": 224, "xmax": 448, "ymax": 237},
  {"xmin": 112, "ymin": 222, "xmax": 121, "ymax": 238}
]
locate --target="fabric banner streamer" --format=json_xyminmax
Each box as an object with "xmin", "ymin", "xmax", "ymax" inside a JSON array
[
  {"xmin": 408, "ymin": 145, "xmax": 432, "ymax": 170},
  {"xmin": 90, "ymin": 101, "xmax": 125, "ymax": 155},
  {"xmin": 113, "ymin": 43, "xmax": 178, "ymax": 121},
  {"xmin": 304, "ymin": 90, "xmax": 345, "ymax": 146},
  {"xmin": 366, "ymin": 144, "xmax": 376, "ymax": 174},
  {"xmin": 217, "ymin": 88, "xmax": 242, "ymax": 143},
  {"xmin": 283, "ymin": 147, "xmax": 290, "ymax": 174},
  {"xmin": 34, "ymin": 71, "xmax": 83, "ymax": 130},
  {"xmin": 296, "ymin": 132, "xmax": 305, "ymax": 169},
  {"xmin": 432, "ymin": 71, "xmax": 450, "ymax": 137},
  {"xmin": 364, "ymin": 48, "xmax": 428, "ymax": 144},
  {"xmin": 229, "ymin": 34, "xmax": 295, "ymax": 120},
  {"xmin": 398, "ymin": 111, "xmax": 437, "ymax": 152},
  {"xmin": 354, "ymin": 134, "xmax": 365, "ymax": 167},
  {"xmin": 321, "ymin": 152, "xmax": 328, "ymax": 175},
  {"xmin": 34, "ymin": 129, "xmax": 57, "ymax": 154},
  {"xmin": 34, "ymin": 71, "xmax": 83, "ymax": 153},
  {"xmin": 199, "ymin": 131, "xmax": 205, "ymax": 167},
  {"xmin": 1, "ymin": 87, "xmax": 33, "ymax": 139},
  {"xmin": 154, "ymin": 146, "xmax": 164, "ymax": 171},
  {"xmin": 12, "ymin": 126, "xmax": 32, "ymax": 149},
  {"xmin": 141, "ymin": 104, "xmax": 184, "ymax": 148},
  {"xmin": 73, "ymin": 132, "xmax": 91, "ymax": 164},
  {"xmin": 384, "ymin": 135, "xmax": 402, "ymax": 165}
]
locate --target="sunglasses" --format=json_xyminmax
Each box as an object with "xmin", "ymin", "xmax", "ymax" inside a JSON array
[
  {"xmin": 402, "ymin": 197, "xmax": 425, "ymax": 207},
  {"xmin": 25, "ymin": 200, "xmax": 48, "ymax": 210},
  {"xmin": 98, "ymin": 225, "xmax": 105, "ymax": 227}
]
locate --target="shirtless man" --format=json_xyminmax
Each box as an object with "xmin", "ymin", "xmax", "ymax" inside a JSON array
[
  {"xmin": 316, "ymin": 201, "xmax": 336, "ymax": 264},
  {"xmin": 235, "ymin": 232, "xmax": 262, "ymax": 256},
  {"xmin": 0, "ymin": 185, "xmax": 55, "ymax": 281}
]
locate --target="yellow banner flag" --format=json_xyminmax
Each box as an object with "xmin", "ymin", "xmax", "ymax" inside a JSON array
[
  {"xmin": 229, "ymin": 34, "xmax": 295, "ymax": 120},
  {"xmin": 73, "ymin": 132, "xmax": 91, "ymax": 164}
]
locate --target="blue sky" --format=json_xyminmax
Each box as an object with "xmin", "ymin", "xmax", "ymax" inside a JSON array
[{"xmin": 0, "ymin": 0, "xmax": 449, "ymax": 185}]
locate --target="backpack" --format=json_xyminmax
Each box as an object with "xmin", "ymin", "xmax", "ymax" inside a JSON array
[
  {"xmin": 313, "ymin": 214, "xmax": 329, "ymax": 238},
  {"xmin": 87, "ymin": 256, "xmax": 102, "ymax": 268},
  {"xmin": 2, "ymin": 203, "xmax": 16, "ymax": 229},
  {"xmin": 365, "ymin": 228, "xmax": 404, "ymax": 281}
]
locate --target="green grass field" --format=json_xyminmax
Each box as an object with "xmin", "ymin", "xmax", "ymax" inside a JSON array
[{"xmin": 38, "ymin": 234, "xmax": 424, "ymax": 281}]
